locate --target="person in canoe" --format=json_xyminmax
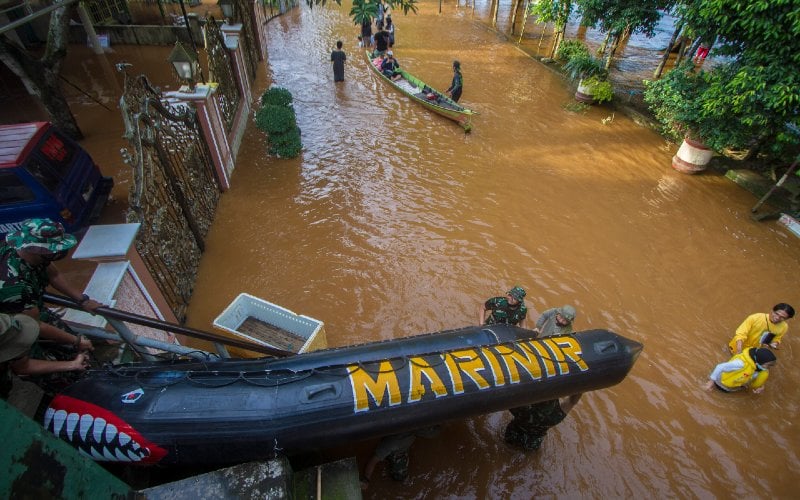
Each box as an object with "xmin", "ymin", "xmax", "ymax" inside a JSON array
[
  {"xmin": 381, "ymin": 51, "xmax": 402, "ymax": 81},
  {"xmin": 446, "ymin": 60, "xmax": 463, "ymax": 102}
]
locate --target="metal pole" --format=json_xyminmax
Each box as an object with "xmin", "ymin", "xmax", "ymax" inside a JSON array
[
  {"xmin": 44, "ymin": 293, "xmax": 293, "ymax": 357},
  {"xmin": 69, "ymin": 325, "xmax": 220, "ymax": 361}
]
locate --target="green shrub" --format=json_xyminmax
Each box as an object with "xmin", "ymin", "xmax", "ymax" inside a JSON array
[
  {"xmin": 556, "ymin": 39, "xmax": 590, "ymax": 62},
  {"xmin": 564, "ymin": 53, "xmax": 606, "ymax": 81},
  {"xmin": 260, "ymin": 86, "xmax": 293, "ymax": 108},
  {"xmin": 584, "ymin": 76, "xmax": 614, "ymax": 104},
  {"xmin": 255, "ymin": 104, "xmax": 296, "ymax": 135},
  {"xmin": 268, "ymin": 129, "xmax": 302, "ymax": 158}
]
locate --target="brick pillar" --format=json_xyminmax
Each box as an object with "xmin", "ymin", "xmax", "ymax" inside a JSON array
[
  {"xmin": 220, "ymin": 23, "xmax": 253, "ymax": 102},
  {"xmin": 166, "ymin": 85, "xmax": 233, "ymax": 190}
]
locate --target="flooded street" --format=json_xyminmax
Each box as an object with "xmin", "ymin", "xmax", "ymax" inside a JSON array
[{"xmin": 31, "ymin": 0, "xmax": 800, "ymax": 497}]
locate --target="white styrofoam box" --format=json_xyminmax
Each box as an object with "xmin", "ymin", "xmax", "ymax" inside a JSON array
[
  {"xmin": 213, "ymin": 293, "xmax": 324, "ymax": 353},
  {"xmin": 778, "ymin": 213, "xmax": 800, "ymax": 238}
]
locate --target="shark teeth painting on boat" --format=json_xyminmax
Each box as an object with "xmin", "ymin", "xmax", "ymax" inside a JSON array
[{"xmin": 44, "ymin": 395, "xmax": 167, "ymax": 464}]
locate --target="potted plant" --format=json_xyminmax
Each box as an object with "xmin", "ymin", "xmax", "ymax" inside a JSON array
[
  {"xmin": 562, "ymin": 51, "xmax": 613, "ymax": 104},
  {"xmin": 644, "ymin": 66, "xmax": 713, "ymax": 173}
]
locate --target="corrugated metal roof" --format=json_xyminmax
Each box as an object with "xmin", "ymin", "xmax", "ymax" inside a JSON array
[{"xmin": 0, "ymin": 121, "xmax": 47, "ymax": 168}]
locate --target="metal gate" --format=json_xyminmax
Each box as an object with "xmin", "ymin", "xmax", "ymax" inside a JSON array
[
  {"xmin": 118, "ymin": 68, "xmax": 221, "ymax": 322},
  {"xmin": 232, "ymin": 0, "xmax": 259, "ymax": 80},
  {"xmin": 206, "ymin": 17, "xmax": 242, "ymax": 133}
]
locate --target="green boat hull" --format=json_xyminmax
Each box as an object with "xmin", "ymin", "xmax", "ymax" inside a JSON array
[{"xmin": 366, "ymin": 51, "xmax": 475, "ymax": 132}]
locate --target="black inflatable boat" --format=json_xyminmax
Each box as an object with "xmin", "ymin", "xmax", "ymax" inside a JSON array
[{"xmin": 44, "ymin": 325, "xmax": 642, "ymax": 465}]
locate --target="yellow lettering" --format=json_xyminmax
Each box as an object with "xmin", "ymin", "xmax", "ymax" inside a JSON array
[
  {"xmin": 493, "ymin": 343, "xmax": 542, "ymax": 383},
  {"xmin": 443, "ymin": 349, "xmax": 490, "ymax": 390},
  {"xmin": 349, "ymin": 361, "xmax": 402, "ymax": 412},
  {"xmin": 547, "ymin": 337, "xmax": 589, "ymax": 373},
  {"xmin": 408, "ymin": 356, "xmax": 449, "ymax": 402},
  {"xmin": 525, "ymin": 341, "xmax": 556, "ymax": 377},
  {"xmin": 480, "ymin": 347, "xmax": 506, "ymax": 387}
]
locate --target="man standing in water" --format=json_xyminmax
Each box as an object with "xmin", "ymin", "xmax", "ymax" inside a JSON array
[
  {"xmin": 331, "ymin": 40, "xmax": 346, "ymax": 82},
  {"xmin": 446, "ymin": 60, "xmax": 463, "ymax": 102},
  {"xmin": 479, "ymin": 286, "xmax": 528, "ymax": 328},
  {"xmin": 534, "ymin": 305, "xmax": 576, "ymax": 337},
  {"xmin": 727, "ymin": 303, "xmax": 794, "ymax": 354},
  {"xmin": 504, "ymin": 304, "xmax": 581, "ymax": 450}
]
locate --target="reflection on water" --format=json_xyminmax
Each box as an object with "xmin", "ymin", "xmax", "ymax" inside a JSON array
[{"xmin": 54, "ymin": 1, "xmax": 799, "ymax": 497}]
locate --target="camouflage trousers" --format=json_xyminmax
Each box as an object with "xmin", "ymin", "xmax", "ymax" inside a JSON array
[
  {"xmin": 503, "ymin": 399, "xmax": 567, "ymax": 451},
  {"xmin": 386, "ymin": 451, "xmax": 410, "ymax": 481}
]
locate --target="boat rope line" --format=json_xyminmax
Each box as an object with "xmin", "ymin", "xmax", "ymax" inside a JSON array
[{"xmin": 92, "ymin": 335, "xmax": 591, "ymax": 390}]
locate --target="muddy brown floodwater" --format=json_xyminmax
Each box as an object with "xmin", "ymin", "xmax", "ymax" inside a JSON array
[{"xmin": 24, "ymin": 0, "xmax": 799, "ymax": 497}]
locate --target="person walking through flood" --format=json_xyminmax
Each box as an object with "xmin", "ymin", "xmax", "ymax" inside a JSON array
[
  {"xmin": 479, "ymin": 286, "xmax": 528, "ymax": 328},
  {"xmin": 331, "ymin": 40, "xmax": 346, "ymax": 82},
  {"xmin": 534, "ymin": 305, "xmax": 576, "ymax": 337},
  {"xmin": 361, "ymin": 426, "xmax": 440, "ymax": 489},
  {"xmin": 446, "ymin": 60, "xmax": 463, "ymax": 102},
  {"xmin": 503, "ymin": 304, "xmax": 581, "ymax": 449},
  {"xmin": 727, "ymin": 303, "xmax": 794, "ymax": 354},
  {"xmin": 504, "ymin": 393, "xmax": 583, "ymax": 451},
  {"xmin": 705, "ymin": 347, "xmax": 777, "ymax": 394}
]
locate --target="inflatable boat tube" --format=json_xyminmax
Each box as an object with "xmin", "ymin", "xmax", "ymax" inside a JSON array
[{"xmin": 44, "ymin": 326, "xmax": 642, "ymax": 466}]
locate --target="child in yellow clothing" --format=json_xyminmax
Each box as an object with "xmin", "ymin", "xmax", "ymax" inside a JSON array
[{"xmin": 705, "ymin": 348, "xmax": 776, "ymax": 394}]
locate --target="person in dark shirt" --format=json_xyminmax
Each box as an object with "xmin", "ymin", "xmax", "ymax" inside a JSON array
[
  {"xmin": 360, "ymin": 19, "xmax": 373, "ymax": 48},
  {"xmin": 373, "ymin": 24, "xmax": 390, "ymax": 56},
  {"xmin": 446, "ymin": 60, "xmax": 463, "ymax": 102},
  {"xmin": 330, "ymin": 40, "xmax": 346, "ymax": 82}
]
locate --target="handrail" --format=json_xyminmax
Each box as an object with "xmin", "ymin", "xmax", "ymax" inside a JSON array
[{"xmin": 43, "ymin": 293, "xmax": 293, "ymax": 358}]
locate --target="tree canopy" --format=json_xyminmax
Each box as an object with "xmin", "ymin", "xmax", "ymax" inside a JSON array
[{"xmin": 650, "ymin": 0, "xmax": 800, "ymax": 159}]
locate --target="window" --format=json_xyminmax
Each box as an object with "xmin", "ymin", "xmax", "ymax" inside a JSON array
[
  {"xmin": 0, "ymin": 171, "xmax": 36, "ymax": 205},
  {"xmin": 24, "ymin": 157, "xmax": 61, "ymax": 192},
  {"xmin": 38, "ymin": 132, "xmax": 76, "ymax": 176}
]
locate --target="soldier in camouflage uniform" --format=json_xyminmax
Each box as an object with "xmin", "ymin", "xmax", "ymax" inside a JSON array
[
  {"xmin": 504, "ymin": 394, "xmax": 583, "ymax": 451},
  {"xmin": 479, "ymin": 286, "xmax": 529, "ymax": 328},
  {"xmin": 361, "ymin": 426, "xmax": 440, "ymax": 489},
  {"xmin": 0, "ymin": 219, "xmax": 100, "ymax": 396}
]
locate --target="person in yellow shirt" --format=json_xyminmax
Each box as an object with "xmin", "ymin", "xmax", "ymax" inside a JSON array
[
  {"xmin": 728, "ymin": 303, "xmax": 794, "ymax": 354},
  {"xmin": 705, "ymin": 347, "xmax": 776, "ymax": 394}
]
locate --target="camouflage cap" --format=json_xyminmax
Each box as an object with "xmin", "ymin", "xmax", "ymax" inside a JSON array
[
  {"xmin": 5, "ymin": 218, "xmax": 77, "ymax": 255},
  {"xmin": 507, "ymin": 286, "xmax": 526, "ymax": 302}
]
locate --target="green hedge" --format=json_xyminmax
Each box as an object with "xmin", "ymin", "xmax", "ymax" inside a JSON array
[{"xmin": 255, "ymin": 86, "xmax": 302, "ymax": 158}]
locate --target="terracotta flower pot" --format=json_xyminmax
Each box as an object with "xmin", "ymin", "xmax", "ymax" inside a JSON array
[{"xmin": 671, "ymin": 137, "xmax": 713, "ymax": 174}]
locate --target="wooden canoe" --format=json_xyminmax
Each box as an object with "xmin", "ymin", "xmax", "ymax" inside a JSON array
[{"xmin": 366, "ymin": 51, "xmax": 475, "ymax": 132}]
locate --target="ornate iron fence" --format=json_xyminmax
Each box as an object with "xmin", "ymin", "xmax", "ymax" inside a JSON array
[
  {"xmin": 205, "ymin": 17, "xmax": 242, "ymax": 133},
  {"xmin": 118, "ymin": 68, "xmax": 221, "ymax": 322},
  {"xmin": 232, "ymin": 0, "xmax": 259, "ymax": 80}
]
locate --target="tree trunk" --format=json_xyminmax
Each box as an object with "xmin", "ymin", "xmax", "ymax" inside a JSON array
[
  {"xmin": 654, "ymin": 19, "xmax": 684, "ymax": 79},
  {"xmin": 518, "ymin": 0, "xmax": 530, "ymax": 43},
  {"xmin": 509, "ymin": 0, "xmax": 521, "ymax": 35},
  {"xmin": 598, "ymin": 31, "xmax": 611, "ymax": 57},
  {"xmin": 491, "ymin": 0, "xmax": 499, "ymax": 27},
  {"xmin": 603, "ymin": 32, "xmax": 620, "ymax": 70},
  {"xmin": 674, "ymin": 36, "xmax": 689, "ymax": 67},
  {"xmin": 0, "ymin": 5, "xmax": 82, "ymax": 140}
]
